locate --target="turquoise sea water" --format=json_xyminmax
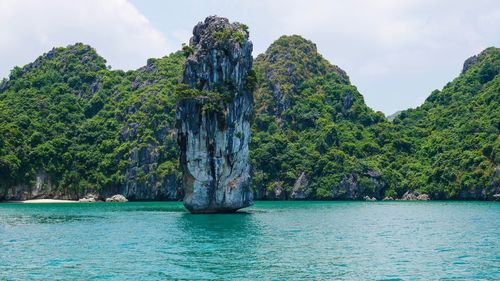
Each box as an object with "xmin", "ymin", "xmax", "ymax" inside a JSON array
[{"xmin": 0, "ymin": 201, "xmax": 499, "ymax": 280}]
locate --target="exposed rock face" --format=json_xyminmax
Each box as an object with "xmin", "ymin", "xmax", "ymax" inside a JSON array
[
  {"xmin": 342, "ymin": 91, "xmax": 354, "ymax": 112},
  {"xmin": 330, "ymin": 172, "xmax": 385, "ymax": 200},
  {"xmin": 106, "ymin": 194, "xmax": 128, "ymax": 202},
  {"xmin": 290, "ymin": 172, "xmax": 310, "ymax": 199},
  {"xmin": 492, "ymin": 166, "xmax": 500, "ymax": 201},
  {"xmin": 400, "ymin": 191, "xmax": 430, "ymax": 201},
  {"xmin": 1, "ymin": 172, "xmax": 78, "ymax": 201},
  {"xmin": 265, "ymin": 182, "xmax": 286, "ymax": 200},
  {"xmin": 253, "ymin": 170, "xmax": 384, "ymax": 200},
  {"xmin": 461, "ymin": 48, "xmax": 495, "ymax": 74},
  {"xmin": 417, "ymin": 194, "xmax": 430, "ymax": 201},
  {"xmin": 79, "ymin": 193, "xmax": 98, "ymax": 202},
  {"xmin": 175, "ymin": 16, "xmax": 254, "ymax": 213},
  {"xmin": 462, "ymin": 54, "xmax": 479, "ymax": 74},
  {"xmin": 401, "ymin": 191, "xmax": 418, "ymax": 200},
  {"xmin": 118, "ymin": 143, "xmax": 181, "ymax": 201}
]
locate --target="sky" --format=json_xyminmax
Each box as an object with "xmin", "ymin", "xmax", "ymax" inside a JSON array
[{"xmin": 1, "ymin": 0, "xmax": 499, "ymax": 114}]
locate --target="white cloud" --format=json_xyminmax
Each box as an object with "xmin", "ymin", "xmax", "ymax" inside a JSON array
[
  {"xmin": 2, "ymin": 0, "xmax": 499, "ymax": 113},
  {"xmin": 0, "ymin": 0, "xmax": 172, "ymax": 78},
  {"xmin": 244, "ymin": 0, "xmax": 500, "ymax": 113}
]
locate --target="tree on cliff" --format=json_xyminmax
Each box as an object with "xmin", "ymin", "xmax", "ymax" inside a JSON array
[{"xmin": 0, "ymin": 22, "xmax": 498, "ymax": 201}]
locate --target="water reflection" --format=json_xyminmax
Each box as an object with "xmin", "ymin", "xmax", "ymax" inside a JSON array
[
  {"xmin": 176, "ymin": 212, "xmax": 260, "ymax": 243},
  {"xmin": 172, "ymin": 211, "xmax": 263, "ymax": 278},
  {"xmin": 121, "ymin": 206, "xmax": 186, "ymax": 213}
]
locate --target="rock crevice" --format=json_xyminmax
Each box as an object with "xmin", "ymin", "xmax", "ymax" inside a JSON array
[{"xmin": 175, "ymin": 16, "xmax": 254, "ymax": 213}]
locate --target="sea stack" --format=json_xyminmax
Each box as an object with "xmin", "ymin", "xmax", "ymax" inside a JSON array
[{"xmin": 175, "ymin": 16, "xmax": 254, "ymax": 213}]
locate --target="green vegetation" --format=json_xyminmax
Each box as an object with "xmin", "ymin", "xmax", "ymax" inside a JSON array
[
  {"xmin": 181, "ymin": 44, "xmax": 194, "ymax": 57},
  {"xmin": 251, "ymin": 35, "xmax": 388, "ymax": 199},
  {"xmin": 236, "ymin": 22, "xmax": 249, "ymax": 33},
  {"xmin": 0, "ymin": 37, "xmax": 498, "ymax": 200},
  {"xmin": 175, "ymin": 80, "xmax": 235, "ymax": 113},
  {"xmin": 0, "ymin": 43, "xmax": 184, "ymax": 195},
  {"xmin": 251, "ymin": 37, "xmax": 499, "ymax": 199},
  {"xmin": 213, "ymin": 26, "xmax": 246, "ymax": 44},
  {"xmin": 388, "ymin": 48, "xmax": 499, "ymax": 199}
]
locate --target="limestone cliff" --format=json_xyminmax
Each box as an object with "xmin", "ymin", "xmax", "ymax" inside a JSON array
[{"xmin": 175, "ymin": 16, "xmax": 254, "ymax": 213}]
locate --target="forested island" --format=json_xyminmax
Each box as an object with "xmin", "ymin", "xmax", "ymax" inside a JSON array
[{"xmin": 0, "ymin": 18, "xmax": 498, "ymax": 202}]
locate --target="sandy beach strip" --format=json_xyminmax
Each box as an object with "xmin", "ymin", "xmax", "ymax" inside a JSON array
[{"xmin": 4, "ymin": 199, "xmax": 79, "ymax": 203}]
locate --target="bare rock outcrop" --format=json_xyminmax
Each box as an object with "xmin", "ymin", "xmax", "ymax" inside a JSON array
[
  {"xmin": 175, "ymin": 16, "xmax": 254, "ymax": 213},
  {"xmin": 290, "ymin": 172, "xmax": 310, "ymax": 200},
  {"xmin": 400, "ymin": 191, "xmax": 430, "ymax": 201},
  {"xmin": 105, "ymin": 194, "xmax": 128, "ymax": 202}
]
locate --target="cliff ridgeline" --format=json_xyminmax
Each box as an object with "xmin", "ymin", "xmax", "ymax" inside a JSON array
[{"xmin": 0, "ymin": 17, "xmax": 498, "ymax": 202}]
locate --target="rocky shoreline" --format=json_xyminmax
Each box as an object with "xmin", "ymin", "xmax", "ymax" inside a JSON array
[
  {"xmin": 363, "ymin": 191, "xmax": 431, "ymax": 201},
  {"xmin": 4, "ymin": 193, "xmax": 499, "ymax": 203},
  {"xmin": 2, "ymin": 180, "xmax": 499, "ymax": 202},
  {"xmin": 3, "ymin": 194, "xmax": 130, "ymax": 203}
]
